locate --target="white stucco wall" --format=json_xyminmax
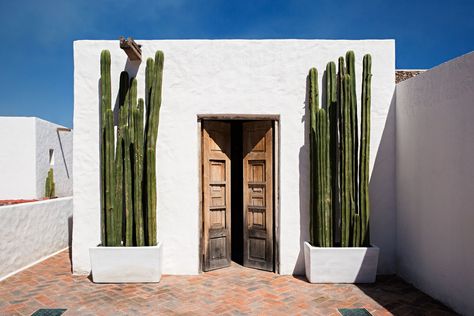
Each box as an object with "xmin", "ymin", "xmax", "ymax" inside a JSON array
[
  {"xmin": 35, "ymin": 118, "xmax": 73, "ymax": 198},
  {"xmin": 396, "ymin": 52, "xmax": 474, "ymax": 316},
  {"xmin": 0, "ymin": 117, "xmax": 73, "ymax": 199},
  {"xmin": 0, "ymin": 117, "xmax": 37, "ymax": 199},
  {"xmin": 0, "ymin": 197, "xmax": 73, "ymax": 281},
  {"xmin": 73, "ymin": 39, "xmax": 395, "ymax": 275}
]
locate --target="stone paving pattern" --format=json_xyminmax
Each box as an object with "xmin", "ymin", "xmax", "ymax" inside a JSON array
[{"xmin": 0, "ymin": 250, "xmax": 457, "ymax": 315}]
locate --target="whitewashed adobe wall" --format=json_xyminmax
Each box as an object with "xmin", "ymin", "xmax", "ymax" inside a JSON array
[
  {"xmin": 0, "ymin": 197, "xmax": 73, "ymax": 281},
  {"xmin": 0, "ymin": 117, "xmax": 36, "ymax": 199},
  {"xmin": 73, "ymin": 40, "xmax": 395, "ymax": 275},
  {"xmin": 0, "ymin": 117, "xmax": 73, "ymax": 199},
  {"xmin": 35, "ymin": 118, "xmax": 73, "ymax": 198},
  {"xmin": 396, "ymin": 52, "xmax": 474, "ymax": 316}
]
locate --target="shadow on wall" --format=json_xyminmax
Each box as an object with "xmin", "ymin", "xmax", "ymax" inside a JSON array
[
  {"xmin": 68, "ymin": 215, "xmax": 73, "ymax": 271},
  {"xmin": 56, "ymin": 130, "xmax": 70, "ymax": 179},
  {"xmin": 295, "ymin": 74, "xmax": 311, "ymax": 275},
  {"xmin": 112, "ymin": 59, "xmax": 142, "ymax": 123},
  {"xmin": 369, "ymin": 91, "xmax": 396, "ymax": 275}
]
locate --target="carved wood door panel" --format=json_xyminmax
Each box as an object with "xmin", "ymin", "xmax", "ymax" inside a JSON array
[
  {"xmin": 202, "ymin": 121, "xmax": 232, "ymax": 271},
  {"xmin": 242, "ymin": 121, "xmax": 273, "ymax": 271}
]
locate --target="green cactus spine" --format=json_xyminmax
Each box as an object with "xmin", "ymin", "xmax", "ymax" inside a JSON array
[
  {"xmin": 113, "ymin": 108, "xmax": 125, "ymax": 246},
  {"xmin": 346, "ymin": 51, "xmax": 361, "ymax": 247},
  {"xmin": 340, "ymin": 73, "xmax": 355, "ymax": 247},
  {"xmin": 336, "ymin": 58, "xmax": 344, "ymax": 247},
  {"xmin": 309, "ymin": 67, "xmax": 332, "ymax": 247},
  {"xmin": 326, "ymin": 62, "xmax": 337, "ymax": 246},
  {"xmin": 44, "ymin": 168, "xmax": 55, "ymax": 198},
  {"xmin": 104, "ymin": 109, "xmax": 116, "ymax": 246},
  {"xmin": 145, "ymin": 58, "xmax": 155, "ymax": 141},
  {"xmin": 359, "ymin": 54, "xmax": 372, "ymax": 246},
  {"xmin": 309, "ymin": 68, "xmax": 319, "ymax": 246},
  {"xmin": 320, "ymin": 108, "xmax": 332, "ymax": 247},
  {"xmin": 123, "ymin": 124, "xmax": 134, "ymax": 246},
  {"xmin": 129, "ymin": 78, "xmax": 137, "ymax": 143},
  {"xmin": 133, "ymin": 98, "xmax": 145, "ymax": 246},
  {"xmin": 100, "ymin": 50, "xmax": 111, "ymax": 245},
  {"xmin": 145, "ymin": 51, "xmax": 164, "ymax": 246}
]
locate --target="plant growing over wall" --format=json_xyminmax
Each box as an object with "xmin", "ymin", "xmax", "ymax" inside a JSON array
[
  {"xmin": 100, "ymin": 49, "xmax": 164, "ymax": 247},
  {"xmin": 309, "ymin": 51, "xmax": 372, "ymax": 247},
  {"xmin": 44, "ymin": 168, "xmax": 55, "ymax": 198}
]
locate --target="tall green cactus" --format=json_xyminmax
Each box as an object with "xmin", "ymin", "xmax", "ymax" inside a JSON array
[
  {"xmin": 145, "ymin": 51, "xmax": 164, "ymax": 246},
  {"xmin": 340, "ymin": 73, "xmax": 354, "ymax": 247},
  {"xmin": 145, "ymin": 58, "xmax": 155, "ymax": 140},
  {"xmin": 326, "ymin": 62, "xmax": 337, "ymax": 246},
  {"xmin": 114, "ymin": 108, "xmax": 125, "ymax": 246},
  {"xmin": 309, "ymin": 68, "xmax": 318, "ymax": 246},
  {"xmin": 123, "ymin": 124, "xmax": 134, "ymax": 246},
  {"xmin": 310, "ymin": 51, "xmax": 372, "ymax": 248},
  {"xmin": 100, "ymin": 50, "xmax": 111, "ymax": 246},
  {"xmin": 134, "ymin": 98, "xmax": 145, "ymax": 246},
  {"xmin": 321, "ymin": 108, "xmax": 332, "ymax": 247},
  {"xmin": 44, "ymin": 168, "xmax": 55, "ymax": 198},
  {"xmin": 309, "ymin": 67, "xmax": 332, "ymax": 247},
  {"xmin": 346, "ymin": 51, "xmax": 361, "ymax": 247},
  {"xmin": 99, "ymin": 49, "xmax": 163, "ymax": 248},
  {"xmin": 104, "ymin": 109, "xmax": 116, "ymax": 246},
  {"xmin": 359, "ymin": 54, "xmax": 372, "ymax": 246}
]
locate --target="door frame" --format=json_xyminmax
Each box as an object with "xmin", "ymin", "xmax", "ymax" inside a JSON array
[{"xmin": 197, "ymin": 114, "xmax": 281, "ymax": 274}]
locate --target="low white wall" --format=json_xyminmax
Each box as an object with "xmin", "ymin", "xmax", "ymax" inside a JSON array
[
  {"xmin": 73, "ymin": 39, "xmax": 395, "ymax": 275},
  {"xmin": 0, "ymin": 197, "xmax": 73, "ymax": 281},
  {"xmin": 0, "ymin": 117, "xmax": 73, "ymax": 200},
  {"xmin": 396, "ymin": 52, "xmax": 474, "ymax": 316},
  {"xmin": 0, "ymin": 117, "xmax": 37, "ymax": 199},
  {"xmin": 35, "ymin": 118, "xmax": 73, "ymax": 198}
]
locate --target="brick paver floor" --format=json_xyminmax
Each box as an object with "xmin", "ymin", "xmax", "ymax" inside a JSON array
[{"xmin": 0, "ymin": 250, "xmax": 456, "ymax": 315}]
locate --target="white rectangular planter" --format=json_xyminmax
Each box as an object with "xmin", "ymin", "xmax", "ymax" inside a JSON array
[
  {"xmin": 304, "ymin": 241, "xmax": 379, "ymax": 283},
  {"xmin": 89, "ymin": 242, "xmax": 163, "ymax": 283}
]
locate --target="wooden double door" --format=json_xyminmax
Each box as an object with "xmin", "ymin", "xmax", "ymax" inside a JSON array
[{"xmin": 202, "ymin": 120, "xmax": 274, "ymax": 272}]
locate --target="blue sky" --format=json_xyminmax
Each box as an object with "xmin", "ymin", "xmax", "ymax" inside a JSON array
[{"xmin": 0, "ymin": 0, "xmax": 473, "ymax": 127}]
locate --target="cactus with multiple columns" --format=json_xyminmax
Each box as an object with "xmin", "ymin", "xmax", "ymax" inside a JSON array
[
  {"xmin": 100, "ymin": 49, "xmax": 164, "ymax": 247},
  {"xmin": 309, "ymin": 51, "xmax": 372, "ymax": 247}
]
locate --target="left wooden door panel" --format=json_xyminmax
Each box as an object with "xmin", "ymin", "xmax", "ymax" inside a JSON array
[{"xmin": 202, "ymin": 121, "xmax": 232, "ymax": 271}]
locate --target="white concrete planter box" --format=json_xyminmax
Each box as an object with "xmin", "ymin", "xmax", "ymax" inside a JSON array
[
  {"xmin": 89, "ymin": 242, "xmax": 163, "ymax": 283},
  {"xmin": 304, "ymin": 241, "xmax": 379, "ymax": 283}
]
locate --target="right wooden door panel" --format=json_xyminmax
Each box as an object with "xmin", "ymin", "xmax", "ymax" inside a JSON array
[{"xmin": 242, "ymin": 121, "xmax": 274, "ymax": 271}]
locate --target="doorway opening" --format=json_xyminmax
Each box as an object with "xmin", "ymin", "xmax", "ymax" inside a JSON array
[
  {"xmin": 199, "ymin": 116, "xmax": 279, "ymax": 273},
  {"xmin": 230, "ymin": 122, "xmax": 244, "ymax": 265}
]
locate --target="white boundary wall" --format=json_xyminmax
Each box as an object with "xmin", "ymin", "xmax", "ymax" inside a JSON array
[
  {"xmin": 0, "ymin": 197, "xmax": 73, "ymax": 281},
  {"xmin": 0, "ymin": 117, "xmax": 73, "ymax": 199},
  {"xmin": 0, "ymin": 117, "xmax": 36, "ymax": 199},
  {"xmin": 396, "ymin": 52, "xmax": 474, "ymax": 316},
  {"xmin": 73, "ymin": 40, "xmax": 395, "ymax": 275}
]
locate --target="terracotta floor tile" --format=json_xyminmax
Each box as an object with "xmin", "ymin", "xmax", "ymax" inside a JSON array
[{"xmin": 0, "ymin": 250, "xmax": 459, "ymax": 315}]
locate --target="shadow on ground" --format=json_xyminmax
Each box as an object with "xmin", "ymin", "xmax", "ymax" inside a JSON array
[{"xmin": 357, "ymin": 275, "xmax": 458, "ymax": 315}]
